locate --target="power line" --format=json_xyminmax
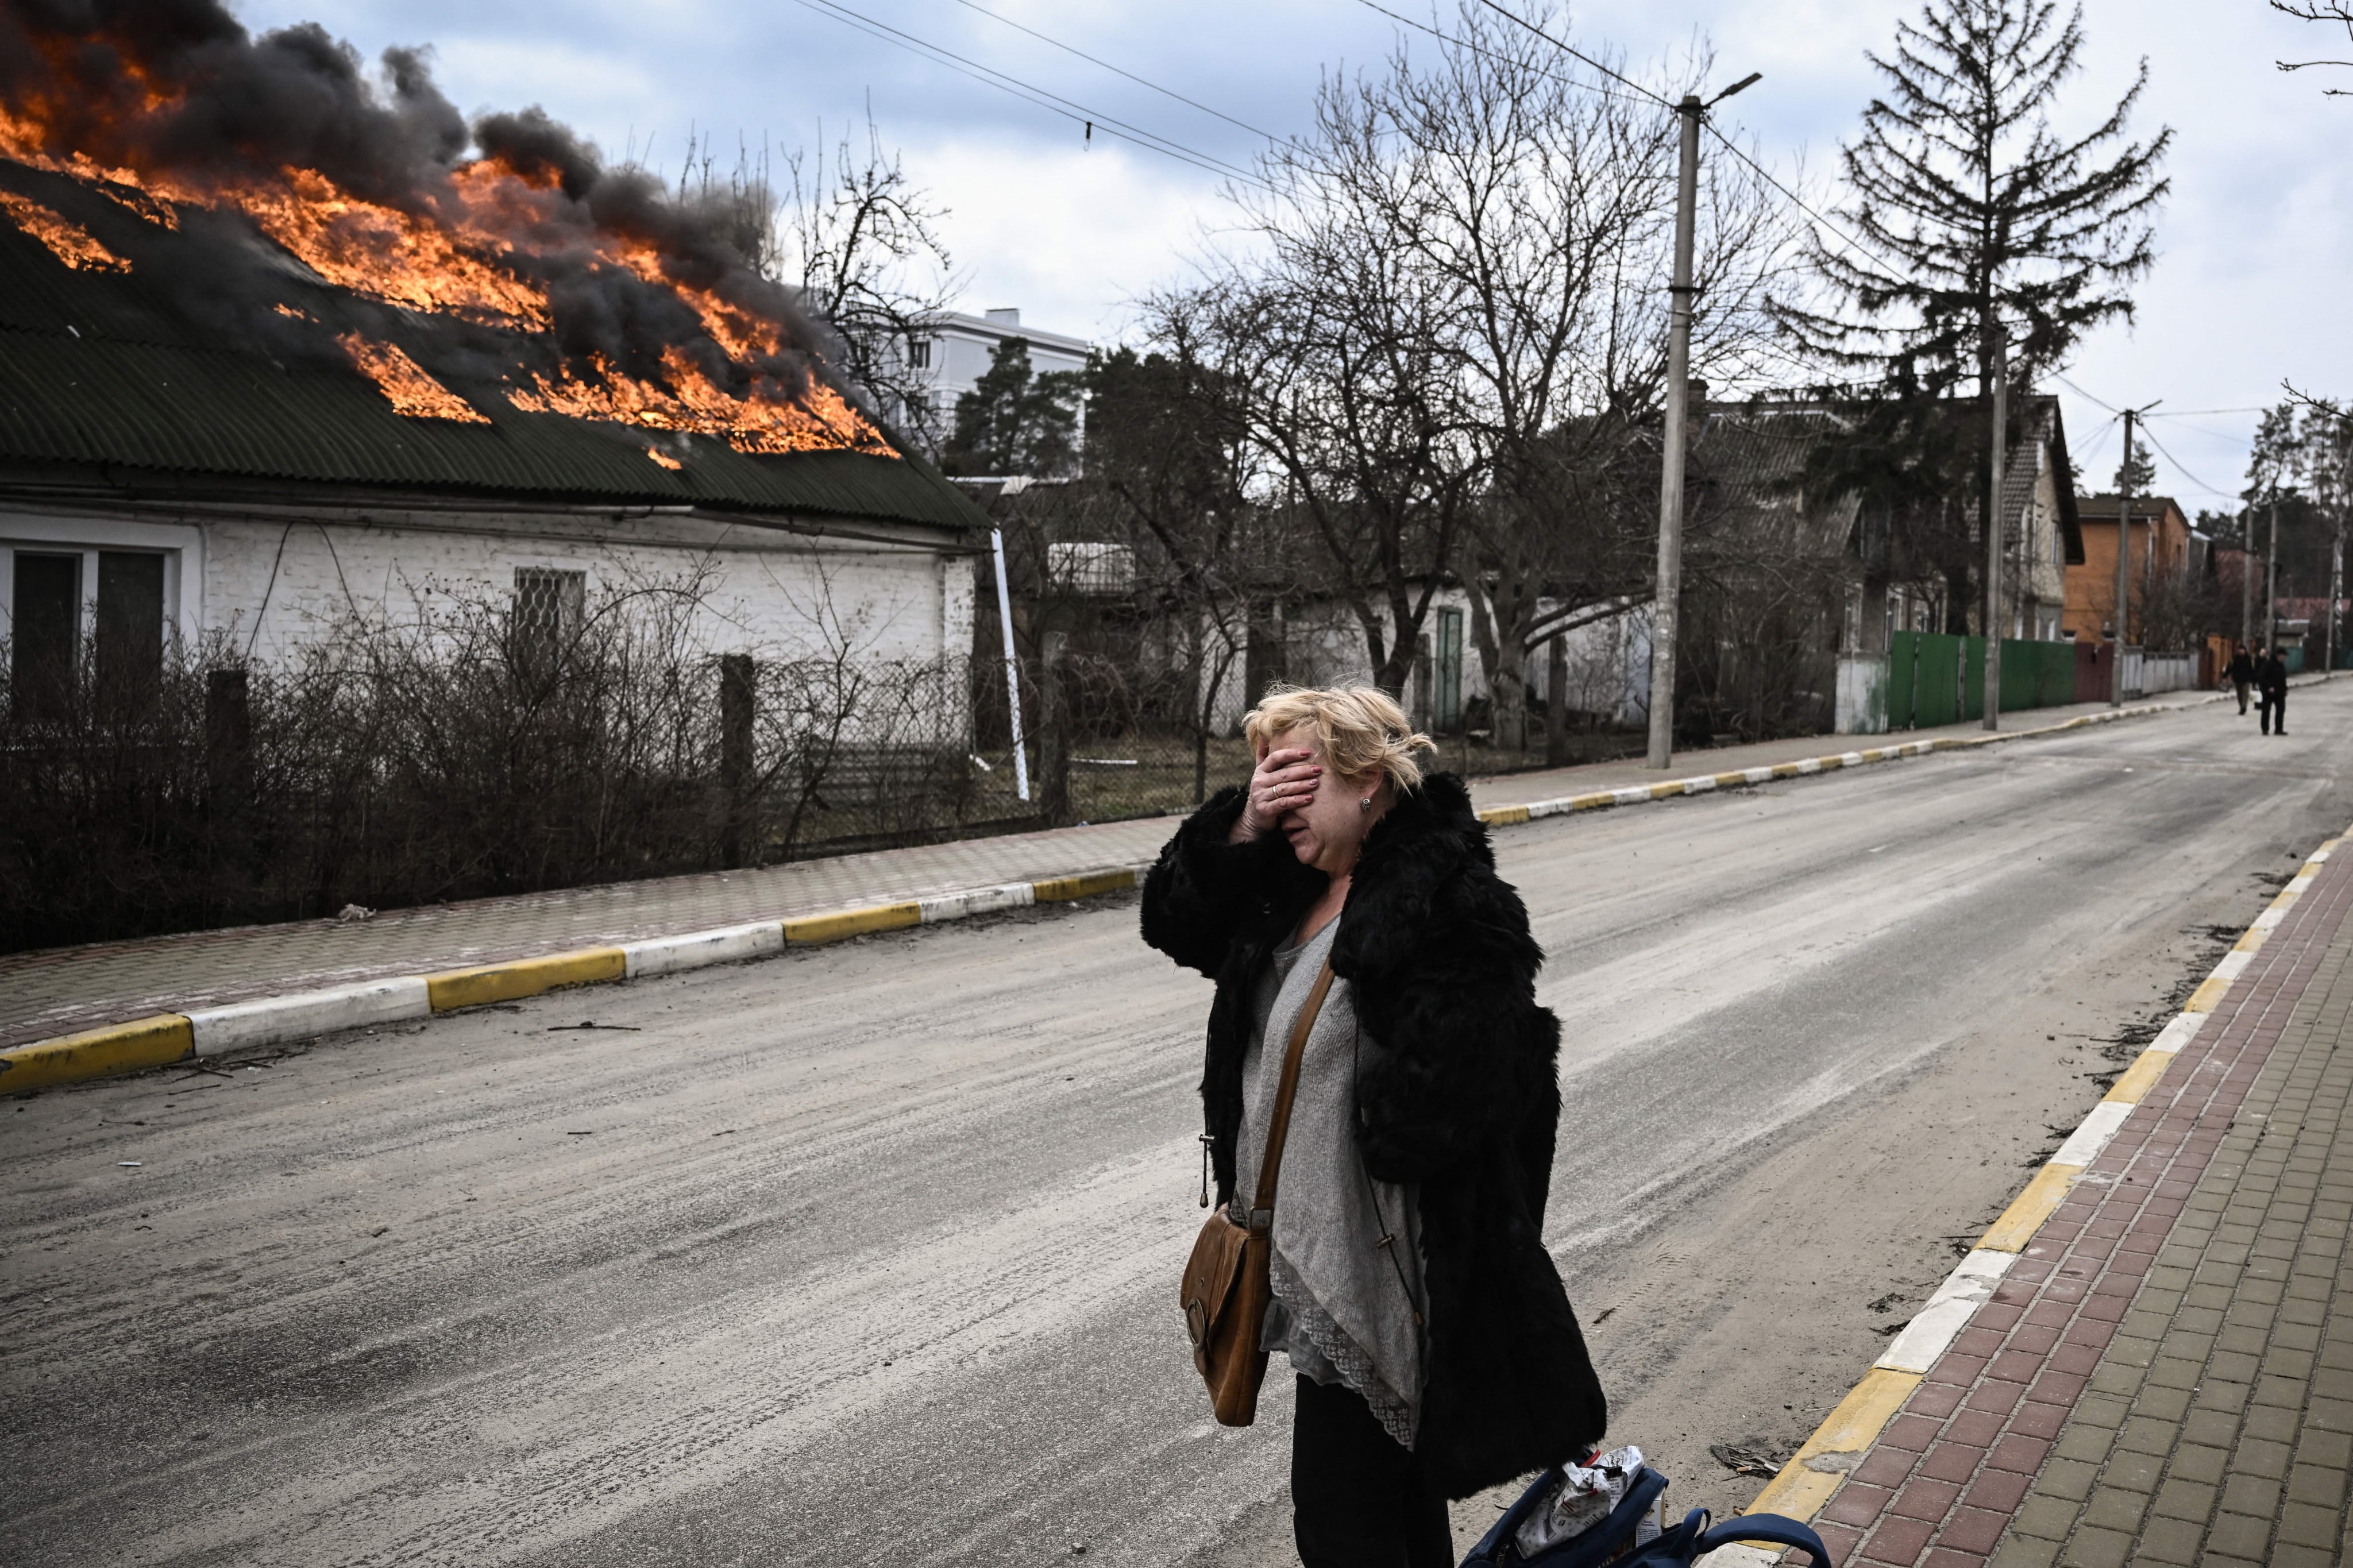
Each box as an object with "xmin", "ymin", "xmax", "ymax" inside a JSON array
[
  {"xmin": 2137, "ymin": 423, "xmax": 2235, "ymax": 500},
  {"xmin": 1462, "ymin": 0, "xmax": 1677, "ymax": 109},
  {"xmin": 2054, "ymin": 373, "xmax": 2117, "ymax": 414},
  {"xmin": 1414, "ymin": 2, "xmax": 1911, "ymax": 281},
  {"xmin": 1698, "ymin": 125, "xmax": 1908, "ymax": 280},
  {"xmin": 785, "ymin": 0, "xmax": 1271, "ymax": 188},
  {"xmin": 1351, "ymin": 0, "xmax": 1659, "ymax": 108},
  {"xmin": 947, "ymin": 0, "xmax": 1283, "ymax": 144}
]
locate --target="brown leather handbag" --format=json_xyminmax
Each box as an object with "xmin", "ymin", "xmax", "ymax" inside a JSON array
[{"xmin": 1179, "ymin": 958, "xmax": 1337, "ymax": 1426}]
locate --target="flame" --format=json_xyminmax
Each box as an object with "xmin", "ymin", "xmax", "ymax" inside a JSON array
[
  {"xmin": 235, "ymin": 168, "xmax": 550, "ymax": 330},
  {"xmin": 338, "ymin": 334, "xmax": 490, "ymax": 423},
  {"xmin": 0, "ymin": 91, "xmax": 896, "ymax": 459},
  {"xmin": 0, "ymin": 187, "xmax": 130, "ymax": 271},
  {"xmin": 508, "ymin": 349, "xmax": 893, "ymax": 455},
  {"xmin": 645, "ymin": 446, "xmax": 684, "ymax": 472}
]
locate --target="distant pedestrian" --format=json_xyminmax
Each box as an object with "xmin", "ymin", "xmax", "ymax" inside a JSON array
[
  {"xmin": 2228, "ymin": 644, "xmax": 2255, "ymax": 715},
  {"xmin": 1142, "ymin": 685, "xmax": 1605, "ymax": 1568},
  {"xmin": 2258, "ymin": 647, "xmax": 2289, "ymax": 736}
]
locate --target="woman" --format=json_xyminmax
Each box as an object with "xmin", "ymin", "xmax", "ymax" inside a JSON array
[{"xmin": 1141, "ymin": 685, "xmax": 1606, "ymax": 1567}]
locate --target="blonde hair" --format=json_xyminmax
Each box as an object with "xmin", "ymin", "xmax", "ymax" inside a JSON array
[{"xmin": 1243, "ymin": 684, "xmax": 1433, "ymax": 794}]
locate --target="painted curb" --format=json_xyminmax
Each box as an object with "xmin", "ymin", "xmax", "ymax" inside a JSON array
[
  {"xmin": 1735, "ymin": 821, "xmax": 2352, "ymax": 1548},
  {"xmin": 1472, "ymin": 694, "xmax": 2216, "ymax": 830},
  {"xmin": 0, "ymin": 862, "xmax": 1156, "ymax": 1094},
  {"xmin": 0, "ymin": 1014, "xmax": 195, "ymax": 1092}
]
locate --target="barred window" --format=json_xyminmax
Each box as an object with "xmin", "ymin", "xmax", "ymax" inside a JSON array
[
  {"xmin": 908, "ymin": 338, "xmax": 932, "ymax": 369},
  {"xmin": 513, "ymin": 567, "xmax": 584, "ymax": 665}
]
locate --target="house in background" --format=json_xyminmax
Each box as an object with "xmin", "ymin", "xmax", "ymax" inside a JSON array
[
  {"xmin": 0, "ymin": 159, "xmax": 990, "ymax": 726},
  {"xmin": 2064, "ymin": 493, "xmax": 2193, "ymax": 644}
]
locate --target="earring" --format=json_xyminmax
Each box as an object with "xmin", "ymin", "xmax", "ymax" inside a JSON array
[{"xmin": 1360, "ymin": 796, "xmax": 1373, "ymax": 812}]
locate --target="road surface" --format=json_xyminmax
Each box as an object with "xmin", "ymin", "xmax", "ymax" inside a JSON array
[{"xmin": 6, "ymin": 687, "xmax": 2350, "ymax": 1566}]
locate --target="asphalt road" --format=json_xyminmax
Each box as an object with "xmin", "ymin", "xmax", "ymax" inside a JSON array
[{"xmin": 6, "ymin": 686, "xmax": 2352, "ymax": 1567}]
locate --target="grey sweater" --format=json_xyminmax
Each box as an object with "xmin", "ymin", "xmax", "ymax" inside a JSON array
[{"xmin": 1235, "ymin": 918, "xmax": 1428, "ymax": 1446}]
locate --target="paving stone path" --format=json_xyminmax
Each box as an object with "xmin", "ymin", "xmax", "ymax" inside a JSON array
[{"xmin": 1804, "ymin": 845, "xmax": 2353, "ymax": 1567}]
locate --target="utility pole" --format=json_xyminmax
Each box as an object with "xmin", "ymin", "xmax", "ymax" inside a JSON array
[
  {"xmin": 2267, "ymin": 492, "xmax": 2281, "ymax": 655},
  {"xmin": 2240, "ymin": 499, "xmax": 2254, "ymax": 656},
  {"xmin": 2111, "ymin": 401, "xmax": 2161, "ymax": 707},
  {"xmin": 1982, "ymin": 319, "xmax": 2007, "ymax": 731},
  {"xmin": 1646, "ymin": 71, "xmax": 1757, "ymax": 770}
]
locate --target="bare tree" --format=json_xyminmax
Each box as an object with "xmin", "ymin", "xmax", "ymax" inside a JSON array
[
  {"xmin": 1201, "ymin": 63, "xmax": 1489, "ymax": 697},
  {"xmin": 2275, "ymin": 1, "xmax": 2353, "ymax": 94},
  {"xmin": 1354, "ymin": 8, "xmax": 1797, "ymax": 747}
]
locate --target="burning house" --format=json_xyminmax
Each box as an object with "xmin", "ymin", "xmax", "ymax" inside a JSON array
[{"xmin": 0, "ymin": 3, "xmax": 986, "ymax": 717}]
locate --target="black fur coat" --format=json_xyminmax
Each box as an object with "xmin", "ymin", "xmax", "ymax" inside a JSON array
[{"xmin": 1140, "ymin": 773, "xmax": 1607, "ymax": 1498}]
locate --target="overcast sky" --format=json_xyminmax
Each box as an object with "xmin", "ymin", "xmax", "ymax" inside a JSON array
[{"xmin": 236, "ymin": 0, "xmax": 2351, "ymax": 517}]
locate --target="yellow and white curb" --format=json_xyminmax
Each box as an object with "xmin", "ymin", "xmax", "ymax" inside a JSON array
[
  {"xmin": 0, "ymin": 862, "xmax": 1155, "ymax": 1095},
  {"xmin": 1719, "ymin": 828, "xmax": 2348, "ymax": 1561},
  {"xmin": 1472, "ymin": 699, "xmax": 2197, "ymax": 830}
]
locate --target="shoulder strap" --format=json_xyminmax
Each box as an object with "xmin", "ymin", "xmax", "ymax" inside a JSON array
[{"xmin": 1249, "ymin": 957, "xmax": 1337, "ymax": 1225}]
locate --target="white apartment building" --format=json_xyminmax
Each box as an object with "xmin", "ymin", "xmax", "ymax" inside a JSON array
[{"xmin": 907, "ymin": 308, "xmax": 1091, "ymax": 437}]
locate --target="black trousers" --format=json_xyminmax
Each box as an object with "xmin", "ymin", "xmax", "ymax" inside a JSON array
[
  {"xmin": 2263, "ymin": 689, "xmax": 2286, "ymax": 733},
  {"xmin": 1291, "ymin": 1374, "xmax": 1453, "ymax": 1568}
]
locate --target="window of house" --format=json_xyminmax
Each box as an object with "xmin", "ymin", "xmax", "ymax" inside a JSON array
[
  {"xmin": 908, "ymin": 338, "xmax": 932, "ymax": 369},
  {"xmin": 10, "ymin": 551, "xmax": 78, "ymax": 720},
  {"xmin": 512, "ymin": 567, "xmax": 585, "ymax": 669},
  {"xmin": 95, "ymin": 551, "xmax": 164, "ymax": 701}
]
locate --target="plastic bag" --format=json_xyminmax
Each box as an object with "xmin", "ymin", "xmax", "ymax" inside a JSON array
[{"xmin": 1513, "ymin": 1445, "xmax": 1660, "ymax": 1558}]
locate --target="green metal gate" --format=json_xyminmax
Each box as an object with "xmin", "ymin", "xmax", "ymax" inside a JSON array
[{"xmin": 1887, "ymin": 632, "xmax": 2078, "ymax": 728}]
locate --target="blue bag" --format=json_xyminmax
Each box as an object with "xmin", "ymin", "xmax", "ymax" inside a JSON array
[{"xmin": 1460, "ymin": 1462, "xmax": 1832, "ymax": 1568}]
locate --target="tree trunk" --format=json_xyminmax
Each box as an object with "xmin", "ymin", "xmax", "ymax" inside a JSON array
[{"xmin": 1546, "ymin": 635, "xmax": 1568, "ymax": 767}]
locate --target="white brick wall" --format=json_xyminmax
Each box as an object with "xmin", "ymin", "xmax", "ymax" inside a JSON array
[
  {"xmin": 196, "ymin": 513, "xmax": 969, "ymax": 669},
  {"xmin": 3, "ymin": 503, "xmax": 978, "ymax": 741}
]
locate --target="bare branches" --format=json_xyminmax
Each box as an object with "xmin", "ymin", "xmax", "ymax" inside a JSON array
[{"xmin": 2274, "ymin": 1, "xmax": 2353, "ymax": 94}]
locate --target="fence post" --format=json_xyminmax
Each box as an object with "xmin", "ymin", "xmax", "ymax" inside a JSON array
[
  {"xmin": 720, "ymin": 653, "xmax": 754, "ymax": 870},
  {"xmin": 206, "ymin": 669, "xmax": 253, "ymax": 899},
  {"xmin": 1037, "ymin": 644, "xmax": 1071, "ymax": 827}
]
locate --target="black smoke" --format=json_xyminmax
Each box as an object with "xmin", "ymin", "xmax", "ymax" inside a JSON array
[{"xmin": 0, "ymin": 0, "xmax": 840, "ymax": 414}]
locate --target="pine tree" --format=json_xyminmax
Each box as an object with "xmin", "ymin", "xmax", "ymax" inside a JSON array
[
  {"xmin": 940, "ymin": 338, "xmax": 1082, "ymax": 477},
  {"xmin": 1785, "ymin": 0, "xmax": 2171, "ymax": 392},
  {"xmin": 1783, "ymin": 0, "xmax": 2171, "ymax": 631}
]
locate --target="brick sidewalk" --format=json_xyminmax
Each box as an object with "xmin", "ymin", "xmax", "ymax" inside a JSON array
[
  {"xmin": 0, "ymin": 686, "xmax": 2230, "ymax": 1053},
  {"xmin": 1801, "ymin": 843, "xmax": 2353, "ymax": 1566}
]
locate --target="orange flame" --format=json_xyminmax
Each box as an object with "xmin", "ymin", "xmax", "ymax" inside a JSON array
[
  {"xmin": 0, "ymin": 187, "xmax": 130, "ymax": 272},
  {"xmin": 238, "ymin": 169, "xmax": 549, "ymax": 330},
  {"xmin": 0, "ymin": 99, "xmax": 897, "ymax": 459},
  {"xmin": 508, "ymin": 349, "xmax": 892, "ymax": 456},
  {"xmin": 338, "ymin": 334, "xmax": 490, "ymax": 423}
]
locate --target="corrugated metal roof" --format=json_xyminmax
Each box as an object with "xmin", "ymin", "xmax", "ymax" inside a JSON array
[{"xmin": 0, "ymin": 161, "xmax": 986, "ymax": 536}]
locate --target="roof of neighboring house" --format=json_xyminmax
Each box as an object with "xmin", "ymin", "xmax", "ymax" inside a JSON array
[
  {"xmin": 1689, "ymin": 392, "xmax": 2084, "ymax": 567},
  {"xmin": 0, "ymin": 161, "xmax": 987, "ymax": 538},
  {"xmin": 1688, "ymin": 404, "xmax": 1863, "ymax": 557},
  {"xmin": 2074, "ymin": 493, "xmax": 2190, "ymax": 528}
]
